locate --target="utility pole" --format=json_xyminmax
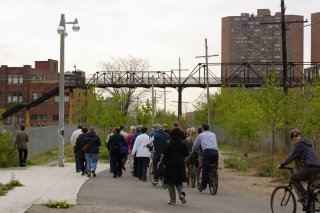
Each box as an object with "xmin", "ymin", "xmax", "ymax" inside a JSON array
[
  {"xmin": 158, "ymin": 88, "xmax": 172, "ymax": 114},
  {"xmin": 195, "ymin": 38, "xmax": 218, "ymax": 126},
  {"xmin": 281, "ymin": 0, "xmax": 288, "ymax": 94},
  {"xmin": 261, "ymin": 0, "xmax": 307, "ymax": 94}
]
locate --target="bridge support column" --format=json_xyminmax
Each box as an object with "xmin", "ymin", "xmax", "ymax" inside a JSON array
[
  {"xmin": 25, "ymin": 108, "xmax": 30, "ymax": 128},
  {"xmin": 178, "ymin": 87, "xmax": 183, "ymax": 121}
]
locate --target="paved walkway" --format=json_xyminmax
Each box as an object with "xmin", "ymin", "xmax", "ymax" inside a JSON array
[{"xmin": 0, "ymin": 162, "xmax": 108, "ymax": 213}]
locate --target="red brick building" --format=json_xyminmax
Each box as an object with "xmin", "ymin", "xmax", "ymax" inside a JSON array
[{"xmin": 0, "ymin": 59, "xmax": 71, "ymax": 126}]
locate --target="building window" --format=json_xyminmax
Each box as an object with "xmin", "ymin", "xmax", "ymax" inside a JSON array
[
  {"xmin": 7, "ymin": 93, "xmax": 23, "ymax": 103},
  {"xmin": 8, "ymin": 74, "xmax": 23, "ymax": 84},
  {"xmin": 31, "ymin": 115, "xmax": 48, "ymax": 121},
  {"xmin": 32, "ymin": 92, "xmax": 38, "ymax": 101}
]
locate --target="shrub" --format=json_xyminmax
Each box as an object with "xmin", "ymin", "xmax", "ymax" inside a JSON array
[{"xmin": 0, "ymin": 130, "xmax": 19, "ymax": 167}]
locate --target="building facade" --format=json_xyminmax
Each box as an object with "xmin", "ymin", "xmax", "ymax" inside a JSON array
[
  {"xmin": 311, "ymin": 12, "xmax": 320, "ymax": 62},
  {"xmin": 0, "ymin": 59, "xmax": 71, "ymax": 126},
  {"xmin": 221, "ymin": 9, "xmax": 304, "ymax": 80}
]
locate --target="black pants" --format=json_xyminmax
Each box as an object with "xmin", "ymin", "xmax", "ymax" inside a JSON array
[
  {"xmin": 18, "ymin": 149, "xmax": 28, "ymax": 166},
  {"xmin": 201, "ymin": 149, "xmax": 219, "ymax": 189},
  {"xmin": 290, "ymin": 167, "xmax": 320, "ymax": 197},
  {"xmin": 110, "ymin": 150, "xmax": 123, "ymax": 177},
  {"xmin": 137, "ymin": 157, "xmax": 149, "ymax": 180},
  {"xmin": 153, "ymin": 154, "xmax": 161, "ymax": 180},
  {"xmin": 79, "ymin": 158, "xmax": 87, "ymax": 174}
]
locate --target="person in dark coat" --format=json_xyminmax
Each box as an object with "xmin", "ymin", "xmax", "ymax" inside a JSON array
[
  {"xmin": 163, "ymin": 127, "xmax": 189, "ymax": 205},
  {"xmin": 279, "ymin": 128, "xmax": 320, "ymax": 202},
  {"xmin": 84, "ymin": 126, "xmax": 101, "ymax": 177},
  {"xmin": 14, "ymin": 124, "xmax": 29, "ymax": 167},
  {"xmin": 107, "ymin": 127, "xmax": 127, "ymax": 178},
  {"xmin": 75, "ymin": 127, "xmax": 88, "ymax": 175}
]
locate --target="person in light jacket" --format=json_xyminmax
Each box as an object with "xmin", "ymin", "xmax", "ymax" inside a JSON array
[{"xmin": 132, "ymin": 126, "xmax": 150, "ymax": 182}]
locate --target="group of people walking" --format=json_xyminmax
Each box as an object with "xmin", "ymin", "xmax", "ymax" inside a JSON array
[
  {"xmin": 70, "ymin": 122, "xmax": 220, "ymax": 205},
  {"xmin": 71, "ymin": 125, "xmax": 101, "ymax": 177}
]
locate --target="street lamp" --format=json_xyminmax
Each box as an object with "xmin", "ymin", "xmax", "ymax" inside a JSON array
[{"xmin": 57, "ymin": 14, "xmax": 80, "ymax": 167}]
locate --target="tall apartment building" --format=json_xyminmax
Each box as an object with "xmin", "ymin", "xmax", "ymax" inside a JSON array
[
  {"xmin": 311, "ymin": 12, "xmax": 320, "ymax": 62},
  {"xmin": 0, "ymin": 59, "xmax": 70, "ymax": 126},
  {"xmin": 221, "ymin": 9, "xmax": 304, "ymax": 80}
]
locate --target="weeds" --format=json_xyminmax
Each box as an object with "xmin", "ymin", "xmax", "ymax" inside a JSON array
[
  {"xmin": 224, "ymin": 157, "xmax": 248, "ymax": 172},
  {"xmin": 0, "ymin": 174, "xmax": 23, "ymax": 196},
  {"xmin": 44, "ymin": 200, "xmax": 72, "ymax": 209}
]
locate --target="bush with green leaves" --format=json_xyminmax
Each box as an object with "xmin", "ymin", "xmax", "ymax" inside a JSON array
[{"xmin": 0, "ymin": 129, "xmax": 18, "ymax": 167}]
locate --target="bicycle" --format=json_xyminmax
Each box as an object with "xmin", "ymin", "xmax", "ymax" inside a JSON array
[
  {"xmin": 198, "ymin": 161, "xmax": 219, "ymax": 195},
  {"xmin": 208, "ymin": 162, "xmax": 219, "ymax": 195},
  {"xmin": 188, "ymin": 152, "xmax": 199, "ymax": 188},
  {"xmin": 270, "ymin": 166, "xmax": 320, "ymax": 213}
]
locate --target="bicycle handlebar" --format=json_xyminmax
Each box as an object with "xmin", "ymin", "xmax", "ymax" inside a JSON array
[{"xmin": 279, "ymin": 166, "xmax": 295, "ymax": 170}]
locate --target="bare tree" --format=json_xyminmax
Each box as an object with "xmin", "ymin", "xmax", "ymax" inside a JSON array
[{"xmin": 99, "ymin": 56, "xmax": 151, "ymax": 115}]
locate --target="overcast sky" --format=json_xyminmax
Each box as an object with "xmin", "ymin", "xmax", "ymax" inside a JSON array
[{"xmin": 1, "ymin": 0, "xmax": 319, "ymax": 114}]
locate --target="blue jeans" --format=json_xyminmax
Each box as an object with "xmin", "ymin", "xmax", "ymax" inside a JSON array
[{"xmin": 85, "ymin": 153, "xmax": 99, "ymax": 173}]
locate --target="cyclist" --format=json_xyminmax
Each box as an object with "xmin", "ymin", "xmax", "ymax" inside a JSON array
[
  {"xmin": 150, "ymin": 125, "xmax": 170, "ymax": 185},
  {"xmin": 279, "ymin": 128, "xmax": 320, "ymax": 202},
  {"xmin": 192, "ymin": 124, "xmax": 219, "ymax": 192}
]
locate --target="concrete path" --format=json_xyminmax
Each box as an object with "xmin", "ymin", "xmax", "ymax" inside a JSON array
[{"xmin": 0, "ymin": 162, "xmax": 107, "ymax": 213}]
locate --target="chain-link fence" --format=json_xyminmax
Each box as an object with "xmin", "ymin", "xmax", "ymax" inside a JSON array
[{"xmin": 4, "ymin": 125, "xmax": 77, "ymax": 158}]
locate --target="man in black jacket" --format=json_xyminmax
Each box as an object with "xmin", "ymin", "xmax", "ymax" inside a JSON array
[
  {"xmin": 279, "ymin": 128, "xmax": 320, "ymax": 202},
  {"xmin": 151, "ymin": 125, "xmax": 170, "ymax": 185}
]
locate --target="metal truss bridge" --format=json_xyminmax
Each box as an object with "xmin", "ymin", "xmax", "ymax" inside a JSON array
[
  {"xmin": 86, "ymin": 62, "xmax": 320, "ymax": 117},
  {"xmin": 2, "ymin": 62, "xmax": 319, "ymax": 121}
]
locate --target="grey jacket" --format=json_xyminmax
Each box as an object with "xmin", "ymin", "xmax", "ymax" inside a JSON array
[{"xmin": 281, "ymin": 138, "xmax": 320, "ymax": 168}]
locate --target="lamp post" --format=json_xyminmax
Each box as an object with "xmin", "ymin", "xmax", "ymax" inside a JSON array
[{"xmin": 57, "ymin": 14, "xmax": 80, "ymax": 167}]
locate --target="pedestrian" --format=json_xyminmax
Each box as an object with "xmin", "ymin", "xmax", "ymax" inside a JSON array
[
  {"xmin": 192, "ymin": 124, "xmax": 219, "ymax": 192},
  {"xmin": 184, "ymin": 127, "xmax": 197, "ymax": 181},
  {"xmin": 131, "ymin": 125, "xmax": 142, "ymax": 177},
  {"xmin": 107, "ymin": 127, "xmax": 127, "ymax": 178},
  {"xmin": 14, "ymin": 124, "xmax": 29, "ymax": 167},
  {"xmin": 132, "ymin": 126, "xmax": 150, "ymax": 182},
  {"xmin": 163, "ymin": 127, "xmax": 188, "ymax": 205},
  {"xmin": 151, "ymin": 125, "xmax": 169, "ymax": 185},
  {"xmin": 107, "ymin": 127, "xmax": 117, "ymax": 173},
  {"xmin": 126, "ymin": 126, "xmax": 136, "ymax": 170},
  {"xmin": 75, "ymin": 127, "xmax": 88, "ymax": 176},
  {"xmin": 84, "ymin": 126, "xmax": 101, "ymax": 177},
  {"xmin": 70, "ymin": 124, "xmax": 83, "ymax": 172},
  {"xmin": 119, "ymin": 125, "xmax": 129, "ymax": 170}
]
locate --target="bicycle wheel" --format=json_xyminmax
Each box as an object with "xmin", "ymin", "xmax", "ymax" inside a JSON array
[
  {"xmin": 208, "ymin": 167, "xmax": 218, "ymax": 195},
  {"xmin": 190, "ymin": 165, "xmax": 197, "ymax": 188},
  {"xmin": 270, "ymin": 186, "xmax": 297, "ymax": 213}
]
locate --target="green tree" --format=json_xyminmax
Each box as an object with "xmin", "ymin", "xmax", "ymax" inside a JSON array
[
  {"xmin": 258, "ymin": 72, "xmax": 286, "ymax": 170},
  {"xmin": 135, "ymin": 99, "xmax": 152, "ymax": 126}
]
